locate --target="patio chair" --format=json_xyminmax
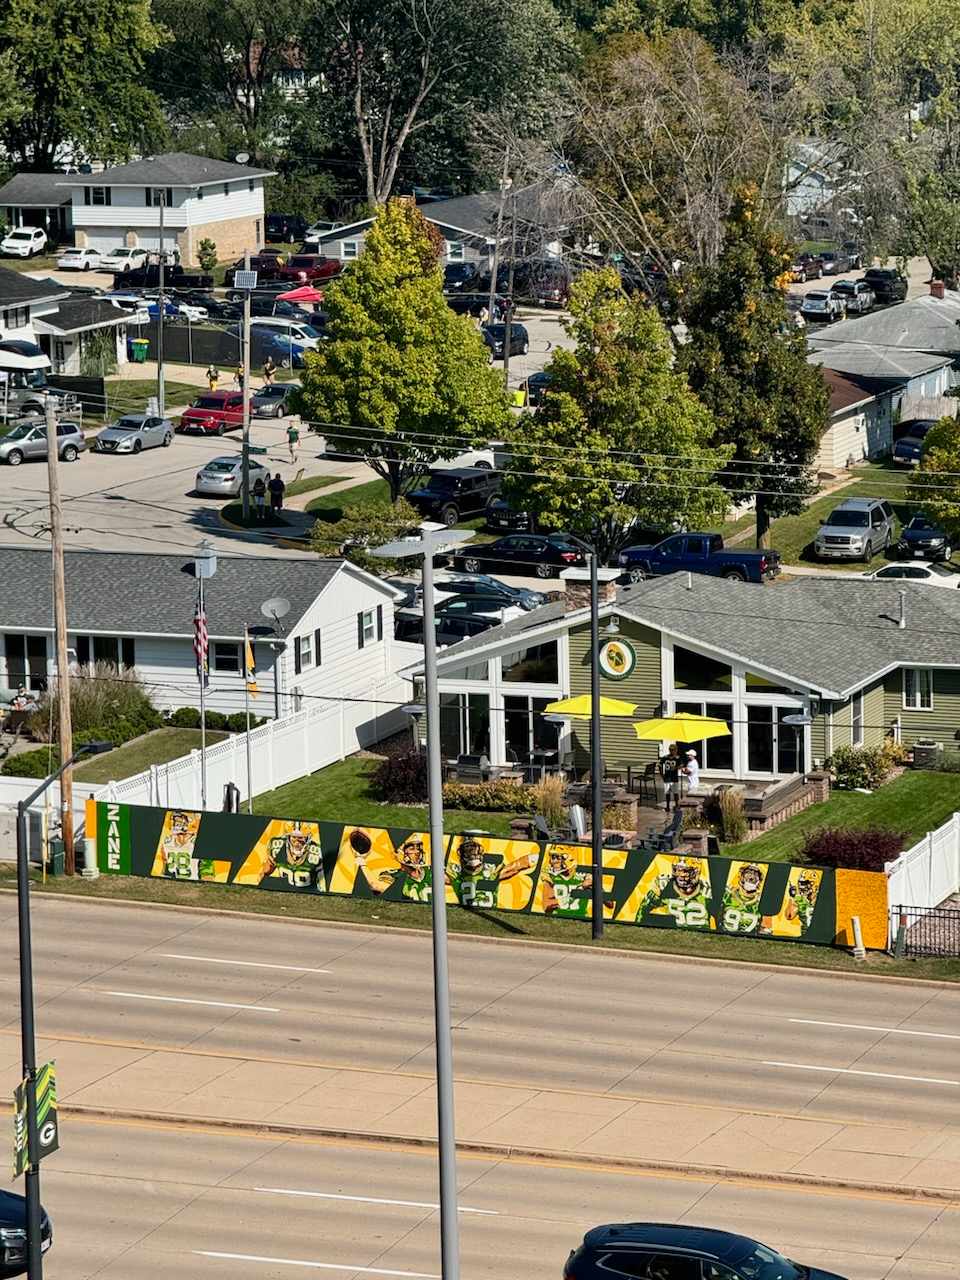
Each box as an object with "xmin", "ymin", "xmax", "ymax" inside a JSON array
[
  {"xmin": 638, "ymin": 761, "xmax": 660, "ymax": 805},
  {"xmin": 634, "ymin": 808, "xmax": 684, "ymax": 854}
]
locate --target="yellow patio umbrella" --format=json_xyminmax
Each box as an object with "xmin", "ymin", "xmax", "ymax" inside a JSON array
[
  {"xmin": 633, "ymin": 712, "xmax": 731, "ymax": 741},
  {"xmin": 545, "ymin": 694, "xmax": 638, "ymax": 718}
]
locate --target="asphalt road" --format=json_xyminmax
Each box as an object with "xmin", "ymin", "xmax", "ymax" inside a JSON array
[{"xmin": 1, "ymin": 1113, "xmax": 955, "ymax": 1280}]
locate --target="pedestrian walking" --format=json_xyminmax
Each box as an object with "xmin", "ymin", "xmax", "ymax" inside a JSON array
[
  {"xmin": 659, "ymin": 743, "xmax": 681, "ymax": 813},
  {"xmin": 263, "ymin": 356, "xmax": 276, "ymax": 387},
  {"xmin": 478, "ymin": 304, "xmax": 490, "ymax": 326},
  {"xmin": 268, "ymin": 472, "xmax": 286, "ymax": 513},
  {"xmin": 252, "ymin": 475, "xmax": 267, "ymax": 520},
  {"xmin": 286, "ymin": 421, "xmax": 300, "ymax": 462},
  {"xmin": 206, "ymin": 363, "xmax": 219, "ymax": 392}
]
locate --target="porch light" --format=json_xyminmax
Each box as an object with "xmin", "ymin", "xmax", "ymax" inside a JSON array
[{"xmin": 605, "ymin": 614, "xmax": 620, "ymax": 636}]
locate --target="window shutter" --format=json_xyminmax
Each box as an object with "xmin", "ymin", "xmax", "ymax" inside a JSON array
[
  {"xmin": 314, "ymin": 628, "xmax": 322, "ymax": 666},
  {"xmin": 294, "ymin": 639, "xmax": 302, "ymax": 675},
  {"xmin": 357, "ymin": 612, "xmax": 365, "ymax": 650},
  {"xmin": 76, "ymin": 635, "xmax": 90, "ymax": 666},
  {"xmin": 376, "ymin": 605, "xmax": 383, "ymax": 640},
  {"xmin": 121, "ymin": 637, "xmax": 135, "ymax": 667},
  {"xmin": 166, "ymin": 188, "xmax": 173, "ymax": 206},
  {"xmin": 145, "ymin": 187, "xmax": 151, "ymax": 205},
  {"xmin": 105, "ymin": 187, "xmax": 112, "ymax": 206},
  {"xmin": 84, "ymin": 187, "xmax": 91, "ymax": 206}
]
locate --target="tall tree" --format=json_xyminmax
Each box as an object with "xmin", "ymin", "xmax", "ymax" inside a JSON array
[
  {"xmin": 906, "ymin": 417, "xmax": 960, "ymax": 541},
  {"xmin": 0, "ymin": 0, "xmax": 166, "ymax": 168},
  {"xmin": 678, "ymin": 187, "xmax": 828, "ymax": 547},
  {"xmin": 501, "ymin": 267, "xmax": 730, "ymax": 562},
  {"xmin": 296, "ymin": 200, "xmax": 510, "ymax": 500}
]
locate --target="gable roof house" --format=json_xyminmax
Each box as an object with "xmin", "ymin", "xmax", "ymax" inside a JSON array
[
  {"xmin": 0, "ymin": 549, "xmax": 406, "ymax": 732},
  {"xmin": 57, "ymin": 152, "xmax": 275, "ymax": 267},
  {"xmin": 404, "ymin": 572, "xmax": 960, "ymax": 782},
  {"xmin": 0, "ymin": 173, "xmax": 74, "ymax": 244},
  {"xmin": 812, "ymin": 366, "xmax": 900, "ymax": 471},
  {"xmin": 0, "ymin": 266, "xmax": 129, "ymax": 378}
]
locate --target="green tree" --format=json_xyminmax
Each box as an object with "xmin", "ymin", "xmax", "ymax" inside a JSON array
[
  {"xmin": 678, "ymin": 188, "xmax": 828, "ymax": 547},
  {"xmin": 310, "ymin": 496, "xmax": 419, "ymax": 574},
  {"xmin": 906, "ymin": 417, "xmax": 960, "ymax": 541},
  {"xmin": 264, "ymin": 171, "xmax": 338, "ymax": 226},
  {"xmin": 501, "ymin": 267, "xmax": 730, "ymax": 562},
  {"xmin": 0, "ymin": 0, "xmax": 166, "ymax": 168},
  {"xmin": 296, "ymin": 200, "xmax": 510, "ymax": 501},
  {"xmin": 196, "ymin": 239, "xmax": 219, "ymax": 273}
]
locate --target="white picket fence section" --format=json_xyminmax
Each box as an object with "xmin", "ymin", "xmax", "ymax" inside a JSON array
[{"xmin": 885, "ymin": 811, "xmax": 960, "ymax": 913}]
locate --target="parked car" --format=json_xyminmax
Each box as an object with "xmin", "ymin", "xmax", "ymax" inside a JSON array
[
  {"xmin": 512, "ymin": 259, "xmax": 573, "ymax": 307},
  {"xmin": 56, "ymin": 246, "xmax": 101, "ymax": 271},
  {"xmin": 0, "ymin": 418, "xmax": 85, "ymax": 465},
  {"xmin": 865, "ymin": 561, "xmax": 958, "ymax": 588},
  {"xmin": 485, "ymin": 495, "xmax": 535, "ymax": 532},
  {"xmin": 443, "ymin": 262, "xmax": 479, "ymax": 292},
  {"xmin": 1, "ymin": 1187, "xmax": 53, "ymax": 1275},
  {"xmin": 800, "ymin": 290, "xmax": 845, "ymax": 322},
  {"xmin": 433, "ymin": 572, "xmax": 546, "ymax": 610},
  {"xmin": 94, "ymin": 413, "xmax": 173, "ymax": 453},
  {"xmin": 524, "ymin": 370, "xmax": 552, "ymax": 406},
  {"xmin": 814, "ymin": 497, "xmax": 896, "ymax": 560},
  {"xmin": 619, "ymin": 532, "xmax": 780, "ymax": 583},
  {"xmin": 252, "ymin": 382, "xmax": 298, "ymax": 418},
  {"xmin": 277, "ymin": 253, "xmax": 342, "ymax": 284},
  {"xmin": 223, "ymin": 254, "xmax": 283, "ymax": 287},
  {"xmin": 841, "ymin": 240, "xmax": 866, "ymax": 268},
  {"xmin": 178, "ymin": 391, "xmax": 245, "ymax": 435},
  {"xmin": 0, "ymin": 357, "xmax": 77, "ymax": 420},
  {"xmin": 394, "ymin": 606, "xmax": 496, "ymax": 646},
  {"xmin": 304, "ymin": 219, "xmax": 344, "ymax": 243},
  {"xmin": 1, "ymin": 226, "xmax": 47, "ymax": 258},
  {"xmin": 98, "ymin": 246, "xmax": 149, "ymax": 273},
  {"xmin": 862, "ymin": 267, "xmax": 908, "ymax": 302},
  {"xmin": 450, "ymin": 532, "xmax": 586, "ymax": 578},
  {"xmin": 120, "ymin": 263, "xmax": 213, "ymax": 290},
  {"xmin": 195, "ymin": 455, "xmax": 271, "ymax": 497},
  {"xmin": 566, "ymin": 1223, "xmax": 848, "ymax": 1280},
  {"xmin": 407, "ymin": 467, "xmax": 502, "ymax": 526},
  {"xmin": 893, "ymin": 418, "xmax": 939, "ymax": 466},
  {"xmin": 789, "ymin": 252, "xmax": 822, "ymax": 281},
  {"xmin": 250, "ymin": 296, "xmax": 313, "ymax": 323},
  {"xmin": 830, "ymin": 278, "xmax": 874, "ymax": 314},
  {"xmin": 172, "ymin": 290, "xmax": 241, "ymax": 321},
  {"xmin": 266, "ymin": 213, "xmax": 309, "ymax": 244},
  {"xmin": 446, "ymin": 291, "xmax": 505, "ymax": 318},
  {"xmin": 482, "ymin": 323, "xmax": 529, "ymax": 359},
  {"xmin": 817, "ymin": 247, "xmax": 854, "ymax": 274},
  {"xmin": 897, "ymin": 513, "xmax": 952, "ymax": 560},
  {"xmin": 261, "ymin": 332, "xmax": 310, "ymax": 369}
]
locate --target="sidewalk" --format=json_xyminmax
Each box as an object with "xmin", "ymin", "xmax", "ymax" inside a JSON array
[{"xmin": 6, "ymin": 1031, "xmax": 959, "ymax": 1195}]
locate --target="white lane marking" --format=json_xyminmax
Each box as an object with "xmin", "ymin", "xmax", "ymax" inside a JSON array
[
  {"xmin": 765, "ymin": 1060, "xmax": 959, "ymax": 1086},
  {"xmin": 102, "ymin": 990, "xmax": 279, "ymax": 1013},
  {"xmin": 159, "ymin": 953, "xmax": 331, "ymax": 974},
  {"xmin": 195, "ymin": 1252, "xmax": 440, "ymax": 1277},
  {"xmin": 255, "ymin": 1187, "xmax": 497, "ymax": 1215},
  {"xmin": 789, "ymin": 1017, "xmax": 960, "ymax": 1041}
]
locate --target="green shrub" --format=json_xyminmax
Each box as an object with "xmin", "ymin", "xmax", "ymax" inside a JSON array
[
  {"xmin": 826, "ymin": 744, "xmax": 890, "ymax": 790},
  {"xmin": 530, "ymin": 774, "xmax": 566, "ymax": 827},
  {"xmin": 166, "ymin": 706, "xmax": 201, "ymax": 728},
  {"xmin": 27, "ymin": 663, "xmax": 160, "ymax": 746},
  {"xmin": 0, "ymin": 745, "xmax": 59, "ymax": 778},
  {"xmin": 226, "ymin": 712, "xmax": 262, "ymax": 733},
  {"xmin": 197, "ymin": 238, "xmax": 218, "ymax": 272},
  {"xmin": 441, "ymin": 780, "xmax": 534, "ymax": 813},
  {"xmin": 205, "ymin": 710, "xmax": 228, "ymax": 731},
  {"xmin": 882, "ymin": 739, "xmax": 910, "ymax": 768}
]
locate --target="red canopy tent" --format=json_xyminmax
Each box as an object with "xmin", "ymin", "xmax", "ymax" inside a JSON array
[{"xmin": 277, "ymin": 284, "xmax": 325, "ymax": 303}]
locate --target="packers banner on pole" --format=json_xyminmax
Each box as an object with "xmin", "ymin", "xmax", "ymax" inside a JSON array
[
  {"xmin": 12, "ymin": 1062, "xmax": 59, "ymax": 1178},
  {"xmin": 88, "ymin": 800, "xmax": 887, "ymax": 946}
]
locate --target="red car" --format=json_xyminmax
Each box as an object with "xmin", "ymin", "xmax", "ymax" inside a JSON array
[
  {"xmin": 178, "ymin": 391, "xmax": 244, "ymax": 435},
  {"xmin": 277, "ymin": 253, "xmax": 342, "ymax": 284}
]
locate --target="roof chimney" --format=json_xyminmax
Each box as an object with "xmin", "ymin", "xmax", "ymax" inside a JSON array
[
  {"xmin": 560, "ymin": 566, "xmax": 619, "ymax": 613},
  {"xmin": 931, "ymin": 279, "xmax": 946, "ymax": 300},
  {"xmin": 898, "ymin": 589, "xmax": 906, "ymax": 630}
]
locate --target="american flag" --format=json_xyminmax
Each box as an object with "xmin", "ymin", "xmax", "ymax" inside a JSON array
[{"xmin": 193, "ymin": 588, "xmax": 209, "ymax": 686}]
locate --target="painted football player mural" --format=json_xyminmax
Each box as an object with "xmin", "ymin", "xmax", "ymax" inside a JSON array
[
  {"xmin": 262, "ymin": 821, "xmax": 323, "ymax": 888},
  {"xmin": 151, "ymin": 810, "xmax": 215, "ymax": 881},
  {"xmin": 541, "ymin": 845, "xmax": 593, "ymax": 918},
  {"xmin": 720, "ymin": 861, "xmax": 768, "ymax": 934},
  {"xmin": 635, "ymin": 854, "xmax": 712, "ymax": 930},
  {"xmin": 350, "ymin": 828, "xmax": 436, "ymax": 903},
  {"xmin": 445, "ymin": 835, "xmax": 537, "ymax": 909}
]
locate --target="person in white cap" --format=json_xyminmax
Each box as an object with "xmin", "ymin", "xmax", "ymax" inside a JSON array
[{"xmin": 683, "ymin": 749, "xmax": 700, "ymax": 794}]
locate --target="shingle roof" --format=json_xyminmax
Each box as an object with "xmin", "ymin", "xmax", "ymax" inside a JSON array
[
  {"xmin": 57, "ymin": 152, "xmax": 274, "ymax": 188},
  {"xmin": 0, "ymin": 173, "xmax": 72, "ymax": 207},
  {"xmin": 432, "ymin": 573, "xmax": 960, "ymax": 698},
  {"xmin": 0, "ymin": 267, "xmax": 69, "ymax": 309},
  {"xmin": 0, "ymin": 549, "xmax": 344, "ymax": 639},
  {"xmin": 810, "ymin": 294, "xmax": 960, "ymax": 359},
  {"xmin": 808, "ymin": 342, "xmax": 952, "ymax": 382},
  {"xmin": 820, "ymin": 367, "xmax": 882, "ymax": 414},
  {"xmin": 33, "ymin": 297, "xmax": 128, "ymax": 335}
]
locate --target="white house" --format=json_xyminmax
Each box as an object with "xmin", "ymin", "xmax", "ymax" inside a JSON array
[
  {"xmin": 0, "ymin": 173, "xmax": 75, "ymax": 244},
  {"xmin": 0, "ymin": 549, "xmax": 405, "ymax": 729},
  {"xmin": 58, "ymin": 152, "xmax": 275, "ymax": 267},
  {"xmin": 0, "ymin": 266, "xmax": 129, "ymax": 378}
]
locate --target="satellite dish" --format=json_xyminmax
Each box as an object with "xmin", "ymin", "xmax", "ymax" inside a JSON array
[
  {"xmin": 235, "ymin": 151, "xmax": 250, "ymax": 165},
  {"xmin": 261, "ymin": 596, "xmax": 291, "ymax": 622}
]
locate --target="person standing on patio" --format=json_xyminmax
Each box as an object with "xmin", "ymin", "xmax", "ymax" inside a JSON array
[
  {"xmin": 659, "ymin": 743, "xmax": 681, "ymax": 812},
  {"xmin": 683, "ymin": 749, "xmax": 700, "ymax": 796}
]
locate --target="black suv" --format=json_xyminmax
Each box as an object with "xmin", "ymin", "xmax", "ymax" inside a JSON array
[
  {"xmin": 407, "ymin": 467, "xmax": 501, "ymax": 526},
  {"xmin": 566, "ymin": 1223, "xmax": 847, "ymax": 1280},
  {"xmin": 1, "ymin": 1189, "xmax": 53, "ymax": 1276},
  {"xmin": 266, "ymin": 213, "xmax": 309, "ymax": 244},
  {"xmin": 862, "ymin": 267, "xmax": 908, "ymax": 302}
]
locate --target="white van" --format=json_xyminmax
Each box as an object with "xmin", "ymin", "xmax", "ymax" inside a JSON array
[
  {"xmin": 0, "ymin": 341, "xmax": 77, "ymax": 421},
  {"xmin": 249, "ymin": 317, "xmax": 323, "ymax": 350}
]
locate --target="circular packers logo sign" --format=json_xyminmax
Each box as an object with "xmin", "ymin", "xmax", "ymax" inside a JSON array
[{"xmin": 599, "ymin": 637, "xmax": 636, "ymax": 681}]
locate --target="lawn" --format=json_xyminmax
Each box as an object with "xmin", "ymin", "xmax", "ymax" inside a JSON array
[
  {"xmin": 222, "ymin": 502, "xmax": 292, "ymax": 528},
  {"xmin": 253, "ymin": 755, "xmax": 517, "ymax": 836},
  {"xmin": 72, "ymin": 727, "xmax": 228, "ymax": 784},
  {"xmin": 99, "ymin": 378, "xmax": 201, "ymax": 423},
  {"xmin": 306, "ymin": 478, "xmax": 388, "ymax": 519},
  {"xmin": 723, "ymin": 768, "xmax": 960, "ymax": 862},
  {"xmin": 768, "ymin": 462, "xmax": 911, "ymax": 570},
  {"xmin": 286, "ymin": 474, "xmax": 337, "ymax": 498}
]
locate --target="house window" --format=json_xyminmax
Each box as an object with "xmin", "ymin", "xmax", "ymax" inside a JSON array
[
  {"xmin": 295, "ymin": 634, "xmax": 315, "ymax": 670},
  {"xmin": 249, "ymin": 179, "xmax": 255, "ymax": 193},
  {"xmin": 675, "ymin": 700, "xmax": 734, "ymax": 771},
  {"xmin": 852, "ymin": 689, "xmax": 864, "ymax": 745},
  {"xmin": 3, "ymin": 634, "xmax": 48, "ymax": 692},
  {"xmin": 446, "ymin": 241, "xmax": 464, "ymax": 261},
  {"xmin": 2, "ymin": 307, "xmax": 29, "ymax": 330},
  {"xmin": 903, "ymin": 668, "xmax": 933, "ymax": 711},
  {"xmin": 504, "ymin": 695, "xmax": 561, "ymax": 767},
  {"xmin": 146, "ymin": 187, "xmax": 173, "ymax": 207},
  {"xmin": 440, "ymin": 692, "xmax": 490, "ymax": 759},
  {"xmin": 74, "ymin": 636, "xmax": 135, "ymax": 668},
  {"xmin": 673, "ymin": 644, "xmax": 732, "ymax": 692},
  {"xmin": 213, "ymin": 642, "xmax": 241, "ymax": 673},
  {"xmin": 196, "ymin": 187, "xmax": 203, "ymax": 200},
  {"xmin": 501, "ymin": 641, "xmax": 558, "ymax": 684},
  {"xmin": 357, "ymin": 608, "xmax": 379, "ymax": 648},
  {"xmin": 342, "ymin": 240, "xmax": 359, "ymax": 259},
  {"xmin": 84, "ymin": 186, "xmax": 111, "ymax": 206}
]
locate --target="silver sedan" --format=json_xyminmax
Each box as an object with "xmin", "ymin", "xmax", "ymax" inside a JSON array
[
  {"xmin": 195, "ymin": 455, "xmax": 271, "ymax": 497},
  {"xmin": 94, "ymin": 414, "xmax": 173, "ymax": 454}
]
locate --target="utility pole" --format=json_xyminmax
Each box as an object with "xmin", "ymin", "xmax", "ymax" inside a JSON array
[
  {"xmin": 487, "ymin": 149, "xmax": 510, "ymax": 323},
  {"xmin": 502, "ymin": 192, "xmax": 518, "ymax": 390},
  {"xmin": 157, "ymin": 190, "xmax": 166, "ymax": 416},
  {"xmin": 44, "ymin": 399, "xmax": 75, "ymax": 875},
  {"xmin": 589, "ymin": 549, "xmax": 604, "ymax": 940},
  {"xmin": 241, "ymin": 249, "xmax": 253, "ymax": 521}
]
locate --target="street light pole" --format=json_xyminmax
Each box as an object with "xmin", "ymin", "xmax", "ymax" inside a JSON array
[
  {"xmin": 589, "ymin": 549, "xmax": 604, "ymax": 940},
  {"xmin": 157, "ymin": 190, "xmax": 166, "ymax": 417}
]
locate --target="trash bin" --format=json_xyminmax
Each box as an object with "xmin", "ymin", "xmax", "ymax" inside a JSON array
[
  {"xmin": 46, "ymin": 838, "xmax": 65, "ymax": 877},
  {"xmin": 130, "ymin": 338, "xmax": 150, "ymax": 364}
]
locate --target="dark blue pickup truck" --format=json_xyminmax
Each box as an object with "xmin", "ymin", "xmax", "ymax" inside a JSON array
[{"xmin": 618, "ymin": 532, "xmax": 781, "ymax": 584}]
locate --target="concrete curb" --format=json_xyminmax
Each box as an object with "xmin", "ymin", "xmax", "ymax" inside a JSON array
[
  {"xmin": 4, "ymin": 883, "xmax": 955, "ymax": 991},
  {"xmin": 58, "ymin": 1103, "xmax": 960, "ymax": 1205}
]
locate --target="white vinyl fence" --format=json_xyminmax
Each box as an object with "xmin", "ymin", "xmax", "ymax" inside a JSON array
[{"xmin": 885, "ymin": 811, "xmax": 960, "ymax": 913}]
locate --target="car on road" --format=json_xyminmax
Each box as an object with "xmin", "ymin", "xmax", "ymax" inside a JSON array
[
  {"xmin": 223, "ymin": 254, "xmax": 283, "ymax": 287},
  {"xmin": 194, "ymin": 455, "xmax": 271, "ymax": 497},
  {"xmin": 789, "ymin": 252, "xmax": 823, "ymax": 281},
  {"xmin": 178, "ymin": 391, "xmax": 245, "ymax": 435},
  {"xmin": 829, "ymin": 278, "xmax": 874, "ymax": 314},
  {"xmin": 892, "ymin": 418, "xmax": 939, "ymax": 466},
  {"xmin": 443, "ymin": 262, "xmax": 479, "ymax": 292},
  {"xmin": 408, "ymin": 467, "xmax": 502, "ymax": 526},
  {"xmin": 266, "ymin": 213, "xmax": 309, "ymax": 243},
  {"xmin": 433, "ymin": 571, "xmax": 546, "ymax": 611},
  {"xmin": 1, "ymin": 226, "xmax": 47, "ymax": 258},
  {"xmin": 566, "ymin": 1222, "xmax": 848, "ymax": 1280},
  {"xmin": 814, "ymin": 496, "xmax": 896, "ymax": 560},
  {"xmin": 1, "ymin": 1187, "xmax": 53, "ymax": 1275},
  {"xmin": 252, "ymin": 382, "xmax": 298, "ymax": 418},
  {"xmin": 862, "ymin": 267, "xmax": 907, "ymax": 302},
  {"xmin": 513, "ymin": 259, "xmax": 573, "ymax": 307},
  {"xmin": 482, "ymin": 322, "xmax": 529, "ymax": 359},
  {"xmin": 277, "ymin": 253, "xmax": 341, "ymax": 284},
  {"xmin": 0, "ymin": 418, "xmax": 85, "ymax": 465},
  {"xmin": 98, "ymin": 246, "xmax": 149, "ymax": 273},
  {"xmin": 841, "ymin": 240, "xmax": 866, "ymax": 268},
  {"xmin": 800, "ymin": 289, "xmax": 845, "ymax": 322},
  {"xmin": 94, "ymin": 413, "xmax": 174, "ymax": 453},
  {"xmin": 618, "ymin": 532, "xmax": 780, "ymax": 583},
  {"xmin": 896, "ymin": 513, "xmax": 952, "ymax": 561},
  {"xmin": 817, "ymin": 247, "xmax": 855, "ymax": 274},
  {"xmin": 451, "ymin": 531, "xmax": 586, "ymax": 578},
  {"xmin": 524, "ymin": 370, "xmax": 552, "ymax": 407},
  {"xmin": 0, "ymin": 349, "xmax": 78, "ymax": 420},
  {"xmin": 864, "ymin": 561, "xmax": 958, "ymax": 588},
  {"xmin": 55, "ymin": 246, "xmax": 102, "ymax": 271}
]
